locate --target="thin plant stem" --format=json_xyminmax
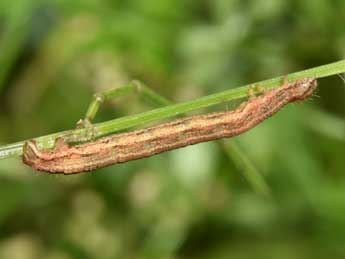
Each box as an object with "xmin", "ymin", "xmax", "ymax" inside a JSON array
[
  {"xmin": 84, "ymin": 80, "xmax": 171, "ymax": 121},
  {"xmin": 84, "ymin": 83, "xmax": 136, "ymax": 121},
  {"xmin": 1, "ymin": 59, "xmax": 345, "ymax": 159}
]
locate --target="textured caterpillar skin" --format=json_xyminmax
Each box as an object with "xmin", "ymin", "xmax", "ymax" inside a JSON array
[{"xmin": 23, "ymin": 78, "xmax": 317, "ymax": 174}]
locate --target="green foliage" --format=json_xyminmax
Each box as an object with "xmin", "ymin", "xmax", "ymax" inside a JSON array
[{"xmin": 0, "ymin": 0, "xmax": 344, "ymax": 258}]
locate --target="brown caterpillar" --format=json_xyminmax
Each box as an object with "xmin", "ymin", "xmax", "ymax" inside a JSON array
[{"xmin": 23, "ymin": 78, "xmax": 317, "ymax": 174}]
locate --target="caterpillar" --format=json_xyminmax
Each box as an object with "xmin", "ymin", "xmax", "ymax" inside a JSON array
[{"xmin": 23, "ymin": 78, "xmax": 317, "ymax": 174}]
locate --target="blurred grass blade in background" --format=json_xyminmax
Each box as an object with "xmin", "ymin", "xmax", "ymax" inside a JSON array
[{"xmin": 0, "ymin": 0, "xmax": 36, "ymax": 91}]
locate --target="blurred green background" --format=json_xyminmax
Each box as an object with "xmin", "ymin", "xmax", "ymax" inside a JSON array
[{"xmin": 0, "ymin": 0, "xmax": 345, "ymax": 258}]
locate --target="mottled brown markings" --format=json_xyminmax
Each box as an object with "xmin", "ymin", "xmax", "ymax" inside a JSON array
[{"xmin": 22, "ymin": 78, "xmax": 317, "ymax": 174}]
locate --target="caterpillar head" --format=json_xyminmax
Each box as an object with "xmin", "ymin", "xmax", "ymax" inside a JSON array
[{"xmin": 290, "ymin": 78, "xmax": 317, "ymax": 101}]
